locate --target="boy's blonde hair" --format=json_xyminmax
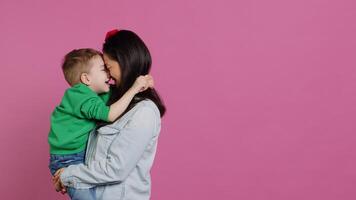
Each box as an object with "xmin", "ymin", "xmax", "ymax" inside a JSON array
[{"xmin": 62, "ymin": 48, "xmax": 102, "ymax": 86}]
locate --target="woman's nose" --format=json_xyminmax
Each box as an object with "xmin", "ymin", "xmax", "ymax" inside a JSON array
[{"xmin": 105, "ymin": 69, "xmax": 110, "ymax": 77}]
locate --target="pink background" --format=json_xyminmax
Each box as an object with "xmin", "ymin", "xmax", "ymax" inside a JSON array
[{"xmin": 1, "ymin": 0, "xmax": 356, "ymax": 199}]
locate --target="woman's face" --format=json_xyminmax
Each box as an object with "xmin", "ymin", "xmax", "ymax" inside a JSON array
[{"xmin": 103, "ymin": 53, "xmax": 121, "ymax": 84}]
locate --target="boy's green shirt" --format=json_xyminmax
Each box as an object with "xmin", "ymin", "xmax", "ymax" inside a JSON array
[{"xmin": 48, "ymin": 83, "xmax": 111, "ymax": 155}]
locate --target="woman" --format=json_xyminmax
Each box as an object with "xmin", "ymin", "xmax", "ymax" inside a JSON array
[{"xmin": 53, "ymin": 29, "xmax": 166, "ymax": 200}]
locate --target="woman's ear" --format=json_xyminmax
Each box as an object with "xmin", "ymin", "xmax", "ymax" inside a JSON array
[{"xmin": 80, "ymin": 73, "xmax": 91, "ymax": 86}]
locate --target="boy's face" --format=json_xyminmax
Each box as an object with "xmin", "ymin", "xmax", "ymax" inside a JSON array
[{"xmin": 86, "ymin": 55, "xmax": 110, "ymax": 93}]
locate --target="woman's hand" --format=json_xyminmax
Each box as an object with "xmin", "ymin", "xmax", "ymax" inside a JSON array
[{"xmin": 52, "ymin": 168, "xmax": 67, "ymax": 194}]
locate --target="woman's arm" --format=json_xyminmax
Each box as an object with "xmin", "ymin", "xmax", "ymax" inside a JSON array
[{"xmin": 60, "ymin": 104, "xmax": 159, "ymax": 188}]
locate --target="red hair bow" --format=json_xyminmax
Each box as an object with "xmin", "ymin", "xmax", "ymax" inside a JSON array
[{"xmin": 105, "ymin": 29, "xmax": 119, "ymax": 41}]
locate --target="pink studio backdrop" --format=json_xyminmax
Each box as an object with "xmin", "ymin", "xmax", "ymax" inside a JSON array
[{"xmin": 1, "ymin": 0, "xmax": 355, "ymax": 199}]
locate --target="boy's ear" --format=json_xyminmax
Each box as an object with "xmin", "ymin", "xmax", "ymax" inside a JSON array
[{"xmin": 80, "ymin": 73, "xmax": 91, "ymax": 86}]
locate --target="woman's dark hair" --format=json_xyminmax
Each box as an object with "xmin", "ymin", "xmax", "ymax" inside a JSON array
[{"xmin": 103, "ymin": 29, "xmax": 166, "ymax": 118}]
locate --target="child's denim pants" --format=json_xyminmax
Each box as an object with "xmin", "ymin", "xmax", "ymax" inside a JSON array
[{"xmin": 49, "ymin": 151, "xmax": 96, "ymax": 200}]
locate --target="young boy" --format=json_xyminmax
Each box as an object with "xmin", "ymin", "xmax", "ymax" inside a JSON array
[{"xmin": 48, "ymin": 48, "xmax": 152, "ymax": 199}]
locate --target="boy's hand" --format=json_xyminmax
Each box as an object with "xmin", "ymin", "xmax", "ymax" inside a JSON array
[
  {"xmin": 132, "ymin": 75, "xmax": 154, "ymax": 93},
  {"xmin": 146, "ymin": 75, "xmax": 154, "ymax": 89}
]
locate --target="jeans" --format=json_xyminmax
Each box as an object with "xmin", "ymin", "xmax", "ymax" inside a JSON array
[{"xmin": 49, "ymin": 151, "xmax": 96, "ymax": 200}]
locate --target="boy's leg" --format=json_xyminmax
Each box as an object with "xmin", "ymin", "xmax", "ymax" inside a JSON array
[
  {"xmin": 48, "ymin": 151, "xmax": 96, "ymax": 200},
  {"xmin": 67, "ymin": 187, "xmax": 96, "ymax": 200},
  {"xmin": 49, "ymin": 151, "xmax": 86, "ymax": 175}
]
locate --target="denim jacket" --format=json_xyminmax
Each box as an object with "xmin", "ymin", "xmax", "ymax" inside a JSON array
[{"xmin": 60, "ymin": 100, "xmax": 161, "ymax": 200}]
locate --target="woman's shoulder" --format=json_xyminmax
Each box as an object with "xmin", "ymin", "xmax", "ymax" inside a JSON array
[
  {"xmin": 116, "ymin": 100, "xmax": 160, "ymax": 123},
  {"xmin": 131, "ymin": 99, "xmax": 160, "ymax": 118},
  {"xmin": 98, "ymin": 100, "xmax": 160, "ymax": 133}
]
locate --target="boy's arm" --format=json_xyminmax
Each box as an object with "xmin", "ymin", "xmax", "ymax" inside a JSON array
[
  {"xmin": 107, "ymin": 75, "xmax": 153, "ymax": 122},
  {"xmin": 107, "ymin": 88, "xmax": 137, "ymax": 122},
  {"xmin": 80, "ymin": 91, "xmax": 135, "ymax": 123},
  {"xmin": 80, "ymin": 75, "xmax": 153, "ymax": 122}
]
